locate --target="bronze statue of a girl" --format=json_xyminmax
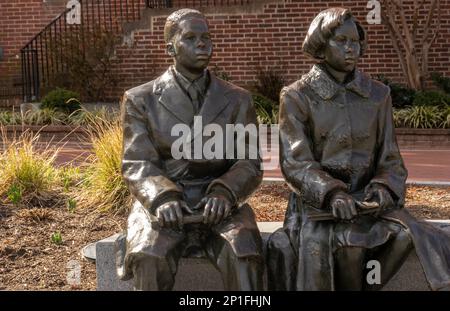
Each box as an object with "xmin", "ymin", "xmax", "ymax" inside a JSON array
[{"xmin": 268, "ymin": 8, "xmax": 450, "ymax": 291}]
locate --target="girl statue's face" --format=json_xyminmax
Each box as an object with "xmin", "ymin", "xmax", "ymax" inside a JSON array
[{"xmin": 323, "ymin": 18, "xmax": 361, "ymax": 73}]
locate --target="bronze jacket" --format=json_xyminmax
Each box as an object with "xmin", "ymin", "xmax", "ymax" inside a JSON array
[
  {"xmin": 279, "ymin": 64, "xmax": 407, "ymax": 210},
  {"xmin": 116, "ymin": 69, "xmax": 264, "ymax": 280},
  {"xmin": 272, "ymin": 64, "xmax": 450, "ymax": 291},
  {"xmin": 121, "ymin": 68, "xmax": 262, "ymax": 211}
]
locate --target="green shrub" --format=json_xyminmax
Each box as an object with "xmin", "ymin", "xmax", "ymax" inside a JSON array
[
  {"xmin": 253, "ymin": 94, "xmax": 278, "ymax": 125},
  {"xmin": 431, "ymin": 72, "xmax": 450, "ymax": 94},
  {"xmin": 413, "ymin": 90, "xmax": 450, "ymax": 107},
  {"xmin": 254, "ymin": 68, "xmax": 285, "ymax": 103},
  {"xmin": 389, "ymin": 84, "xmax": 417, "ymax": 108},
  {"xmin": 41, "ymin": 88, "xmax": 81, "ymax": 113},
  {"xmin": 375, "ymin": 75, "xmax": 416, "ymax": 109}
]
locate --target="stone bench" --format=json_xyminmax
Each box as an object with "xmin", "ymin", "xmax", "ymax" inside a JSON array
[{"xmin": 82, "ymin": 221, "xmax": 450, "ymax": 291}]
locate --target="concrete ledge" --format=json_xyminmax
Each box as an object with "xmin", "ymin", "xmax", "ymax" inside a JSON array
[
  {"xmin": 94, "ymin": 233, "xmax": 224, "ymax": 291},
  {"xmin": 88, "ymin": 221, "xmax": 450, "ymax": 291},
  {"xmin": 395, "ymin": 128, "xmax": 450, "ymax": 149},
  {"xmin": 3, "ymin": 125, "xmax": 88, "ymax": 143}
]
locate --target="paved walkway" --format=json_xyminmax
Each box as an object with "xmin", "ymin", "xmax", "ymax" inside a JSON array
[
  {"xmin": 263, "ymin": 149, "xmax": 450, "ymax": 184},
  {"xmin": 49, "ymin": 143, "xmax": 450, "ymax": 184}
]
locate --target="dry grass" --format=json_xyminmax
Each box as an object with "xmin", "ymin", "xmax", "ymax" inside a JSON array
[
  {"xmin": 0, "ymin": 127, "xmax": 64, "ymax": 208},
  {"xmin": 0, "ymin": 112, "xmax": 128, "ymax": 214},
  {"xmin": 68, "ymin": 107, "xmax": 119, "ymax": 127},
  {"xmin": 15, "ymin": 208, "xmax": 54, "ymax": 223},
  {"xmin": 72, "ymin": 119, "xmax": 130, "ymax": 213}
]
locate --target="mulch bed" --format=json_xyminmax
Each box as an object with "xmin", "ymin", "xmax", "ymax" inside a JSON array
[
  {"xmin": 1, "ymin": 184, "xmax": 449, "ymax": 290},
  {"xmin": 249, "ymin": 183, "xmax": 450, "ymax": 221}
]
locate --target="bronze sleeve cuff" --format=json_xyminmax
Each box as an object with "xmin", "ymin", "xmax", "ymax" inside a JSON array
[
  {"xmin": 323, "ymin": 187, "xmax": 347, "ymax": 210},
  {"xmin": 150, "ymin": 191, "xmax": 183, "ymax": 215},
  {"xmin": 207, "ymin": 185, "xmax": 235, "ymax": 206}
]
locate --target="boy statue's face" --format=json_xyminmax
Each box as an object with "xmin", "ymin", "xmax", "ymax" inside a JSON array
[
  {"xmin": 323, "ymin": 18, "xmax": 361, "ymax": 73},
  {"xmin": 170, "ymin": 17, "xmax": 213, "ymax": 74}
]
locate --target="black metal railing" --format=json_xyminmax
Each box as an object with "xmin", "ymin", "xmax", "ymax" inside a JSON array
[
  {"xmin": 22, "ymin": 0, "xmax": 255, "ymax": 102},
  {"xmin": 0, "ymin": 85, "xmax": 22, "ymax": 99},
  {"xmin": 146, "ymin": 0, "xmax": 251, "ymax": 7},
  {"xmin": 21, "ymin": 0, "xmax": 145, "ymax": 102},
  {"xmin": 146, "ymin": 0, "xmax": 172, "ymax": 8}
]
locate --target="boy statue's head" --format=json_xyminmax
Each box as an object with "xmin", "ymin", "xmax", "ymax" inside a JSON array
[
  {"xmin": 164, "ymin": 9, "xmax": 213, "ymax": 77},
  {"xmin": 303, "ymin": 8, "xmax": 367, "ymax": 75}
]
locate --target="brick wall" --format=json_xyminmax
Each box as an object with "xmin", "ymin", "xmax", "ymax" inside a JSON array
[
  {"xmin": 110, "ymin": 0, "xmax": 450, "ymax": 98},
  {"xmin": 0, "ymin": 0, "xmax": 67, "ymax": 85},
  {"xmin": 1, "ymin": 0, "xmax": 449, "ymax": 100}
]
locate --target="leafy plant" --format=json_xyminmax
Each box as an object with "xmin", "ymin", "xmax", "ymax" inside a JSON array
[
  {"xmin": 443, "ymin": 106, "xmax": 450, "ymax": 128},
  {"xmin": 254, "ymin": 68, "xmax": 285, "ymax": 103},
  {"xmin": 0, "ymin": 107, "xmax": 118, "ymax": 126},
  {"xmin": 431, "ymin": 72, "xmax": 450, "ymax": 94},
  {"xmin": 21, "ymin": 108, "xmax": 67, "ymax": 125},
  {"xmin": 394, "ymin": 106, "xmax": 447, "ymax": 128},
  {"xmin": 6, "ymin": 184, "xmax": 22, "ymax": 204},
  {"xmin": 59, "ymin": 165, "xmax": 83, "ymax": 192},
  {"xmin": 67, "ymin": 198, "xmax": 77, "ymax": 213},
  {"xmin": 375, "ymin": 75, "xmax": 416, "ymax": 109},
  {"xmin": 51, "ymin": 231, "xmax": 63, "ymax": 245},
  {"xmin": 413, "ymin": 90, "xmax": 450, "ymax": 107},
  {"xmin": 253, "ymin": 94, "xmax": 278, "ymax": 125},
  {"xmin": 41, "ymin": 88, "xmax": 81, "ymax": 113},
  {"xmin": 0, "ymin": 111, "xmax": 21, "ymax": 125}
]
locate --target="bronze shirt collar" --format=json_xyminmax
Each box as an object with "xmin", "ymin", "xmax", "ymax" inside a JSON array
[
  {"xmin": 301, "ymin": 64, "xmax": 372, "ymax": 100},
  {"xmin": 171, "ymin": 66, "xmax": 210, "ymax": 98}
]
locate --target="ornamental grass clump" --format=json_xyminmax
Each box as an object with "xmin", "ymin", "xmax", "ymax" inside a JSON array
[
  {"xmin": 0, "ymin": 128, "xmax": 62, "ymax": 207},
  {"xmin": 73, "ymin": 119, "xmax": 130, "ymax": 213}
]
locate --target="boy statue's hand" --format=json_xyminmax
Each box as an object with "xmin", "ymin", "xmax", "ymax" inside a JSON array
[
  {"xmin": 156, "ymin": 200, "xmax": 193, "ymax": 230},
  {"xmin": 201, "ymin": 195, "xmax": 232, "ymax": 226}
]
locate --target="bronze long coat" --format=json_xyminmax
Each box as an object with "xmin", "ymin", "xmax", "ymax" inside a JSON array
[
  {"xmin": 268, "ymin": 64, "xmax": 450, "ymax": 291},
  {"xmin": 116, "ymin": 69, "xmax": 263, "ymax": 280}
]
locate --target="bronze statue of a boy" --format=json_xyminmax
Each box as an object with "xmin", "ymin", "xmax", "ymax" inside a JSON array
[
  {"xmin": 116, "ymin": 9, "xmax": 264, "ymax": 291},
  {"xmin": 267, "ymin": 8, "xmax": 450, "ymax": 291}
]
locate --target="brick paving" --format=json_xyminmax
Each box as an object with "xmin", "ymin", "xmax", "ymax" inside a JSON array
[{"xmin": 47, "ymin": 142, "xmax": 450, "ymax": 183}]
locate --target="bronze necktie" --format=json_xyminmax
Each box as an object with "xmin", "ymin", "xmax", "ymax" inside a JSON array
[{"xmin": 187, "ymin": 83, "xmax": 203, "ymax": 114}]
